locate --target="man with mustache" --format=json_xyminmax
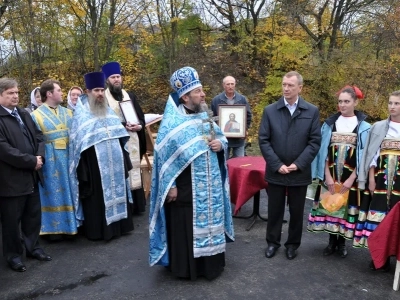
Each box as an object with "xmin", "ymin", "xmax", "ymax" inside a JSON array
[
  {"xmin": 102, "ymin": 62, "xmax": 147, "ymax": 214},
  {"xmin": 69, "ymin": 72, "xmax": 134, "ymax": 241},
  {"xmin": 149, "ymin": 67, "xmax": 234, "ymax": 280}
]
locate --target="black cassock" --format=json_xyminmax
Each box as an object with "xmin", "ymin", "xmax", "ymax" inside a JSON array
[
  {"xmin": 165, "ymin": 165, "xmax": 225, "ymax": 280},
  {"xmin": 110, "ymin": 89, "xmax": 147, "ymax": 214},
  {"xmin": 77, "ymin": 142, "xmax": 134, "ymax": 241}
]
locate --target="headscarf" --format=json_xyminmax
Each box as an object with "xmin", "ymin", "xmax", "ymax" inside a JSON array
[
  {"xmin": 29, "ymin": 87, "xmax": 40, "ymax": 111},
  {"xmin": 67, "ymin": 86, "xmax": 84, "ymax": 110}
]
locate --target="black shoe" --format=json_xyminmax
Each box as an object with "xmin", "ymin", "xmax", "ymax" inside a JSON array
[
  {"xmin": 27, "ymin": 250, "xmax": 52, "ymax": 261},
  {"xmin": 8, "ymin": 257, "xmax": 27, "ymax": 272},
  {"xmin": 286, "ymin": 248, "xmax": 297, "ymax": 260},
  {"xmin": 265, "ymin": 246, "xmax": 278, "ymax": 258},
  {"xmin": 323, "ymin": 243, "xmax": 336, "ymax": 256},
  {"xmin": 369, "ymin": 259, "xmax": 390, "ymax": 272},
  {"xmin": 337, "ymin": 244, "xmax": 347, "ymax": 258}
]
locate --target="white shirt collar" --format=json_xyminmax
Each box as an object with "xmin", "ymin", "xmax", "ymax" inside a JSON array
[
  {"xmin": 284, "ymin": 97, "xmax": 298, "ymax": 107},
  {"xmin": 1, "ymin": 105, "xmax": 14, "ymax": 114}
]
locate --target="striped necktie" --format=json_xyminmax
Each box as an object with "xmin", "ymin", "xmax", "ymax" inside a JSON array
[{"xmin": 11, "ymin": 110, "xmax": 25, "ymax": 128}]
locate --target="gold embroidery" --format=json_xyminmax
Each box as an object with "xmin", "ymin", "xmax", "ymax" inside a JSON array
[
  {"xmin": 330, "ymin": 132, "xmax": 357, "ymax": 146},
  {"xmin": 41, "ymin": 205, "xmax": 74, "ymax": 212},
  {"xmin": 380, "ymin": 138, "xmax": 400, "ymax": 152}
]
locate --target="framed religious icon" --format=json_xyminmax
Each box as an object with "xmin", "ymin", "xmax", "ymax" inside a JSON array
[
  {"xmin": 218, "ymin": 105, "xmax": 247, "ymax": 138},
  {"xmin": 119, "ymin": 100, "xmax": 139, "ymax": 124}
]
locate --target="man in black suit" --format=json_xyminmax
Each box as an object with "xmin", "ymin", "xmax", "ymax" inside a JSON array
[
  {"xmin": 0, "ymin": 78, "xmax": 51, "ymax": 272},
  {"xmin": 259, "ymin": 71, "xmax": 321, "ymax": 260}
]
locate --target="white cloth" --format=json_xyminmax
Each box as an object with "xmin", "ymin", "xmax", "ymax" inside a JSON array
[
  {"xmin": 335, "ymin": 115, "xmax": 358, "ymax": 133},
  {"xmin": 144, "ymin": 114, "xmax": 163, "ymax": 124},
  {"xmin": 370, "ymin": 121, "xmax": 400, "ymax": 167},
  {"xmin": 67, "ymin": 86, "xmax": 83, "ymax": 110},
  {"xmin": 30, "ymin": 87, "xmax": 40, "ymax": 106}
]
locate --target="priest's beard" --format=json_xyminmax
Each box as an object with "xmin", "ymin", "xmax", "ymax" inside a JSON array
[
  {"xmin": 108, "ymin": 82, "xmax": 123, "ymax": 95},
  {"xmin": 88, "ymin": 94, "xmax": 108, "ymax": 118},
  {"xmin": 194, "ymin": 102, "xmax": 209, "ymax": 113}
]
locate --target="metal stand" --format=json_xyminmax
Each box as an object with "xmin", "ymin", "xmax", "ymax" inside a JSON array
[
  {"xmin": 233, "ymin": 191, "xmax": 288, "ymax": 231},
  {"xmin": 233, "ymin": 191, "xmax": 268, "ymax": 231}
]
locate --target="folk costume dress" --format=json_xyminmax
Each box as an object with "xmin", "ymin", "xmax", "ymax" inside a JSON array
[
  {"xmin": 149, "ymin": 95, "xmax": 234, "ymax": 280},
  {"xmin": 308, "ymin": 112, "xmax": 370, "ymax": 239},
  {"xmin": 31, "ymin": 104, "xmax": 78, "ymax": 235},
  {"xmin": 353, "ymin": 121, "xmax": 400, "ymax": 248}
]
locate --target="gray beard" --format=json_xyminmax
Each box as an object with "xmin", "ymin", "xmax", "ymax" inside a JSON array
[
  {"xmin": 88, "ymin": 94, "xmax": 108, "ymax": 118},
  {"xmin": 194, "ymin": 102, "xmax": 209, "ymax": 113}
]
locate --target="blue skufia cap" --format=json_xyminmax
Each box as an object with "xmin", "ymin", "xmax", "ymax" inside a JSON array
[
  {"xmin": 102, "ymin": 62, "xmax": 121, "ymax": 79},
  {"xmin": 84, "ymin": 72, "xmax": 105, "ymax": 90},
  {"xmin": 170, "ymin": 66, "xmax": 202, "ymax": 98}
]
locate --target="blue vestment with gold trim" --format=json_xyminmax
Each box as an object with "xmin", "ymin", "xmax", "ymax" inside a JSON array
[{"xmin": 31, "ymin": 104, "xmax": 78, "ymax": 235}]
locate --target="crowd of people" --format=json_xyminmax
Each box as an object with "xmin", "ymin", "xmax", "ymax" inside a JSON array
[
  {"xmin": 0, "ymin": 64, "xmax": 397, "ymax": 282},
  {"xmin": 0, "ymin": 61, "xmax": 147, "ymax": 272}
]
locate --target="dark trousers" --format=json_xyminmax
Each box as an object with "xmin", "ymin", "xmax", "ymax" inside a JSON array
[
  {"xmin": 0, "ymin": 188, "xmax": 41, "ymax": 260},
  {"xmin": 266, "ymin": 183, "xmax": 308, "ymax": 249}
]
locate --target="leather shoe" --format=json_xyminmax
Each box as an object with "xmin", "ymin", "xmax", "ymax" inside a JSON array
[
  {"xmin": 27, "ymin": 250, "xmax": 52, "ymax": 261},
  {"xmin": 8, "ymin": 258, "xmax": 26, "ymax": 272},
  {"xmin": 265, "ymin": 246, "xmax": 278, "ymax": 258},
  {"xmin": 337, "ymin": 244, "xmax": 347, "ymax": 258},
  {"xmin": 323, "ymin": 244, "xmax": 336, "ymax": 256},
  {"xmin": 286, "ymin": 248, "xmax": 297, "ymax": 260}
]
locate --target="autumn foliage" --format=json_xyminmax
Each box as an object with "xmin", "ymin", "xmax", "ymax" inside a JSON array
[{"xmin": 0, "ymin": 0, "xmax": 399, "ymax": 143}]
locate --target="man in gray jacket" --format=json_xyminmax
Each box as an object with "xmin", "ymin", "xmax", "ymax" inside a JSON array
[
  {"xmin": 211, "ymin": 76, "xmax": 252, "ymax": 157},
  {"xmin": 259, "ymin": 71, "xmax": 321, "ymax": 260}
]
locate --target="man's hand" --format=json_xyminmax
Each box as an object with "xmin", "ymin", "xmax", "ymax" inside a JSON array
[
  {"xmin": 279, "ymin": 163, "xmax": 298, "ymax": 174},
  {"xmin": 208, "ymin": 139, "xmax": 222, "ymax": 152},
  {"xmin": 35, "ymin": 156, "xmax": 43, "ymax": 170},
  {"xmin": 126, "ymin": 122, "xmax": 142, "ymax": 132},
  {"xmin": 278, "ymin": 165, "xmax": 290, "ymax": 174},
  {"xmin": 167, "ymin": 187, "xmax": 177, "ymax": 203}
]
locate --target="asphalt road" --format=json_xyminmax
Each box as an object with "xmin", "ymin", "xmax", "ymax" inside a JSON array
[{"xmin": 0, "ymin": 190, "xmax": 398, "ymax": 300}]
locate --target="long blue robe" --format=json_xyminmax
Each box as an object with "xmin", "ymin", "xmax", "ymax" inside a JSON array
[
  {"xmin": 31, "ymin": 104, "xmax": 78, "ymax": 235},
  {"xmin": 69, "ymin": 95, "xmax": 132, "ymax": 226},
  {"xmin": 149, "ymin": 95, "xmax": 235, "ymax": 266}
]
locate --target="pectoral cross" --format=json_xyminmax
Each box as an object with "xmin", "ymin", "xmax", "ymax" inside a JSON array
[
  {"xmin": 202, "ymin": 110, "xmax": 219, "ymax": 141},
  {"xmin": 100, "ymin": 119, "xmax": 111, "ymax": 138}
]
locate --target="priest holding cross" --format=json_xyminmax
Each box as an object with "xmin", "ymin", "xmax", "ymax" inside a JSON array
[{"xmin": 149, "ymin": 66, "xmax": 234, "ymax": 280}]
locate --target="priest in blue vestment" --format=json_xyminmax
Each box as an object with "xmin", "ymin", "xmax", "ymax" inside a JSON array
[
  {"xmin": 31, "ymin": 79, "xmax": 78, "ymax": 240},
  {"xmin": 69, "ymin": 72, "xmax": 134, "ymax": 241},
  {"xmin": 149, "ymin": 66, "xmax": 234, "ymax": 280}
]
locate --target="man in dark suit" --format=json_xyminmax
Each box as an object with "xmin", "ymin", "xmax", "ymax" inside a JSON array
[
  {"xmin": 0, "ymin": 78, "xmax": 51, "ymax": 272},
  {"xmin": 259, "ymin": 71, "xmax": 321, "ymax": 260}
]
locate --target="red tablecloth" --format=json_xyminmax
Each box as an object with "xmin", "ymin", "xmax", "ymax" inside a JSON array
[
  {"xmin": 227, "ymin": 156, "xmax": 268, "ymax": 215},
  {"xmin": 368, "ymin": 201, "xmax": 400, "ymax": 268}
]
